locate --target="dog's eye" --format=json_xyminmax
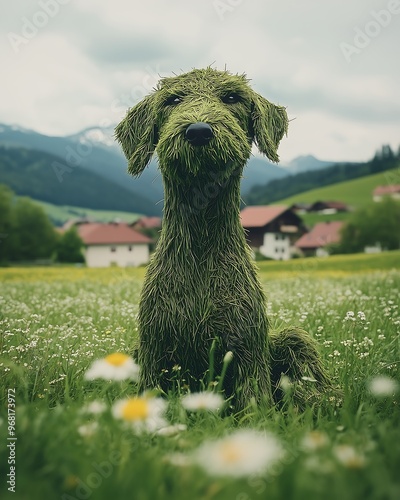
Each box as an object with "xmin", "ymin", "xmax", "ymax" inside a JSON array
[
  {"xmin": 165, "ymin": 95, "xmax": 183, "ymax": 106},
  {"xmin": 221, "ymin": 93, "xmax": 241, "ymax": 104}
]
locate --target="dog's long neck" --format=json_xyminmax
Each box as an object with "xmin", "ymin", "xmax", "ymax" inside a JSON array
[{"xmin": 159, "ymin": 171, "xmax": 248, "ymax": 257}]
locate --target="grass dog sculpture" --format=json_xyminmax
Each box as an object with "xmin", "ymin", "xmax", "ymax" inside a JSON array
[{"xmin": 116, "ymin": 68, "xmax": 331, "ymax": 410}]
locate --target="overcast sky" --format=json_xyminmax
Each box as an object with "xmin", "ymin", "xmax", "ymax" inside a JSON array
[{"xmin": 1, "ymin": 0, "xmax": 399, "ymax": 162}]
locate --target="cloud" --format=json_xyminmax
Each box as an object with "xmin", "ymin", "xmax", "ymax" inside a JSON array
[{"xmin": 0, "ymin": 0, "xmax": 399, "ymax": 161}]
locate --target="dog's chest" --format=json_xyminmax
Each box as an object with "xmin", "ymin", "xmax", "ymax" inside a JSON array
[{"xmin": 140, "ymin": 254, "xmax": 266, "ymax": 338}]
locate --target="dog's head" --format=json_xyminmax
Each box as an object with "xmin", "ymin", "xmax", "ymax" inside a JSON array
[{"xmin": 115, "ymin": 68, "xmax": 288, "ymax": 182}]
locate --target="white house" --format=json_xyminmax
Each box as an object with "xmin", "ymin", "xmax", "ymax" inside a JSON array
[
  {"xmin": 77, "ymin": 222, "xmax": 152, "ymax": 268},
  {"xmin": 260, "ymin": 232, "xmax": 291, "ymax": 260},
  {"xmin": 240, "ymin": 205, "xmax": 305, "ymax": 260},
  {"xmin": 373, "ymin": 185, "xmax": 400, "ymax": 202}
]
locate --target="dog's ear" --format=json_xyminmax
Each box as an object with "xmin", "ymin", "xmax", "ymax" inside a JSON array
[
  {"xmin": 251, "ymin": 93, "xmax": 288, "ymax": 163},
  {"xmin": 115, "ymin": 95, "xmax": 158, "ymax": 176}
]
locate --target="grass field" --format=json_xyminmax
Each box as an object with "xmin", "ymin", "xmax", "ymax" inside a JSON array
[
  {"xmin": 0, "ymin": 252, "xmax": 399, "ymax": 499},
  {"xmin": 29, "ymin": 199, "xmax": 142, "ymax": 226}
]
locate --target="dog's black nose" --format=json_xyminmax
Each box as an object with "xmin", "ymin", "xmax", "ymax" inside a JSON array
[{"xmin": 185, "ymin": 122, "xmax": 214, "ymax": 146}]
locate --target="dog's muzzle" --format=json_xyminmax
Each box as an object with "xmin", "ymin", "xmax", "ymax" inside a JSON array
[{"xmin": 185, "ymin": 122, "xmax": 214, "ymax": 147}]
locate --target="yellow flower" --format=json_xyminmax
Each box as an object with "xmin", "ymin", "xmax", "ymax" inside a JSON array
[
  {"xmin": 112, "ymin": 396, "xmax": 167, "ymax": 433},
  {"xmin": 84, "ymin": 353, "xmax": 140, "ymax": 381}
]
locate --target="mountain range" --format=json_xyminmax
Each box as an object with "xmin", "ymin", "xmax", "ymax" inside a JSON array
[{"xmin": 0, "ymin": 123, "xmax": 338, "ymax": 217}]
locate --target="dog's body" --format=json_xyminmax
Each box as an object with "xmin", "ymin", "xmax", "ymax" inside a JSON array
[{"xmin": 116, "ymin": 68, "xmax": 331, "ymax": 409}]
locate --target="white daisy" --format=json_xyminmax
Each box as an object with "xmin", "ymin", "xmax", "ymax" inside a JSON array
[
  {"xmin": 181, "ymin": 392, "xmax": 225, "ymax": 412},
  {"xmin": 80, "ymin": 400, "xmax": 107, "ymax": 415},
  {"xmin": 112, "ymin": 396, "xmax": 167, "ymax": 433},
  {"xmin": 77, "ymin": 422, "xmax": 99, "ymax": 437},
  {"xmin": 84, "ymin": 353, "xmax": 140, "ymax": 381},
  {"xmin": 333, "ymin": 445, "xmax": 366, "ymax": 469},
  {"xmin": 368, "ymin": 375, "xmax": 399, "ymax": 397},
  {"xmin": 193, "ymin": 429, "xmax": 283, "ymax": 477},
  {"xmin": 301, "ymin": 431, "xmax": 329, "ymax": 452}
]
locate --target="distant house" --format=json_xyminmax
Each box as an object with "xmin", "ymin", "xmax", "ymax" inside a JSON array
[
  {"xmin": 131, "ymin": 216, "xmax": 162, "ymax": 230},
  {"xmin": 76, "ymin": 222, "xmax": 152, "ymax": 268},
  {"xmin": 373, "ymin": 185, "xmax": 400, "ymax": 202},
  {"xmin": 240, "ymin": 205, "xmax": 305, "ymax": 260},
  {"xmin": 307, "ymin": 201, "xmax": 349, "ymax": 214},
  {"xmin": 290, "ymin": 202, "xmax": 312, "ymax": 215},
  {"xmin": 295, "ymin": 221, "xmax": 344, "ymax": 257}
]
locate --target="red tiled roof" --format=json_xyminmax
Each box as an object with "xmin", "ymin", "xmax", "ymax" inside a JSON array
[
  {"xmin": 295, "ymin": 221, "xmax": 344, "ymax": 249},
  {"xmin": 373, "ymin": 185, "xmax": 400, "ymax": 196},
  {"xmin": 132, "ymin": 216, "xmax": 162, "ymax": 229},
  {"xmin": 240, "ymin": 205, "xmax": 289, "ymax": 228},
  {"xmin": 77, "ymin": 223, "xmax": 152, "ymax": 245}
]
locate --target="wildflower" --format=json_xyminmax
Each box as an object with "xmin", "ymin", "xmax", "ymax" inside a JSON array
[
  {"xmin": 84, "ymin": 353, "xmax": 140, "ymax": 381},
  {"xmin": 279, "ymin": 375, "xmax": 292, "ymax": 392},
  {"xmin": 181, "ymin": 392, "xmax": 224, "ymax": 412},
  {"xmin": 301, "ymin": 431, "xmax": 329, "ymax": 452},
  {"xmin": 368, "ymin": 375, "xmax": 399, "ymax": 397},
  {"xmin": 223, "ymin": 351, "xmax": 234, "ymax": 364},
  {"xmin": 333, "ymin": 445, "xmax": 366, "ymax": 469},
  {"xmin": 156, "ymin": 424, "xmax": 187, "ymax": 437},
  {"xmin": 78, "ymin": 422, "xmax": 98, "ymax": 437},
  {"xmin": 344, "ymin": 311, "xmax": 355, "ymax": 321},
  {"xmin": 193, "ymin": 429, "xmax": 283, "ymax": 477},
  {"xmin": 80, "ymin": 400, "xmax": 107, "ymax": 415},
  {"xmin": 112, "ymin": 395, "xmax": 167, "ymax": 433}
]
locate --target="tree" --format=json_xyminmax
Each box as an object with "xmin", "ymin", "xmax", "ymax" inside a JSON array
[
  {"xmin": 0, "ymin": 184, "xmax": 14, "ymax": 263},
  {"xmin": 337, "ymin": 198, "xmax": 400, "ymax": 253},
  {"xmin": 56, "ymin": 226, "xmax": 85, "ymax": 263},
  {"xmin": 9, "ymin": 197, "xmax": 57, "ymax": 261}
]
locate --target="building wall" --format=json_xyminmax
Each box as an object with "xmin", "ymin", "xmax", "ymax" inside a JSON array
[
  {"xmin": 85, "ymin": 244, "xmax": 149, "ymax": 268},
  {"xmin": 260, "ymin": 232, "xmax": 290, "ymax": 260},
  {"xmin": 374, "ymin": 193, "xmax": 400, "ymax": 202}
]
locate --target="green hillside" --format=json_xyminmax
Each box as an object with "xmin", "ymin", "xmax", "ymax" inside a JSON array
[
  {"xmin": 0, "ymin": 146, "xmax": 159, "ymax": 215},
  {"xmin": 37, "ymin": 166, "xmax": 399, "ymax": 227},
  {"xmin": 30, "ymin": 199, "xmax": 142, "ymax": 226},
  {"xmin": 276, "ymin": 166, "xmax": 399, "ymax": 225}
]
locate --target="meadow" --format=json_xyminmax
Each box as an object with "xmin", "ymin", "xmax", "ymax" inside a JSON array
[{"xmin": 0, "ymin": 252, "xmax": 399, "ymax": 500}]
